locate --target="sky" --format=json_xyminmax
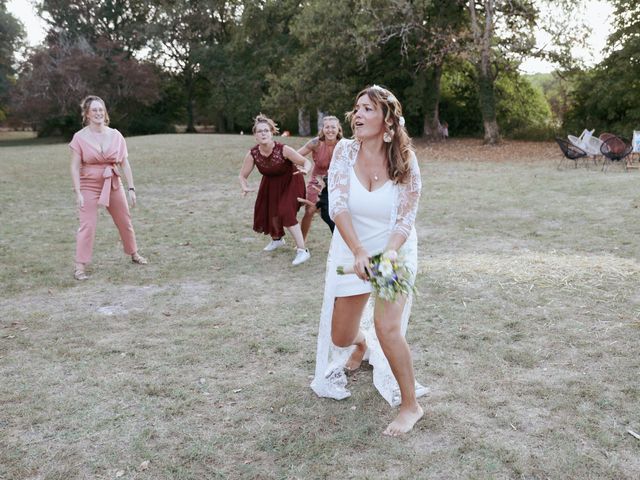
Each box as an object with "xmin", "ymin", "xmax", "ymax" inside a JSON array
[
  {"xmin": 7, "ymin": 0, "xmax": 615, "ymax": 74},
  {"xmin": 7, "ymin": 0, "xmax": 45, "ymax": 45}
]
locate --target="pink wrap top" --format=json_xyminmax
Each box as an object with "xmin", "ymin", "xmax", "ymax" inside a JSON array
[{"xmin": 69, "ymin": 128, "xmax": 129, "ymax": 207}]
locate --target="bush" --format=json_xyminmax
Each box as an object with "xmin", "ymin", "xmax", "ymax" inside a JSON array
[{"xmin": 125, "ymin": 117, "xmax": 176, "ymax": 136}]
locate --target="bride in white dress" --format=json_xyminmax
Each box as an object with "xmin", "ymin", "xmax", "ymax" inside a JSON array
[{"xmin": 310, "ymin": 85, "xmax": 427, "ymax": 436}]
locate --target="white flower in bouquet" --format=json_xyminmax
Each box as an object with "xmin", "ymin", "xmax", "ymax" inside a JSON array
[{"xmin": 378, "ymin": 257, "xmax": 394, "ymax": 277}]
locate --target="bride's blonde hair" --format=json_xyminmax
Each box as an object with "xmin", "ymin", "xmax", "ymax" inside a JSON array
[{"xmin": 346, "ymin": 85, "xmax": 413, "ymax": 184}]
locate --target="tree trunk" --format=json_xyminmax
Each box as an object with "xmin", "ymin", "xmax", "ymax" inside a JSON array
[
  {"xmin": 476, "ymin": 63, "xmax": 500, "ymax": 144},
  {"xmin": 316, "ymin": 110, "xmax": 326, "ymax": 134},
  {"xmin": 214, "ymin": 110, "xmax": 226, "ymax": 133},
  {"xmin": 185, "ymin": 68, "xmax": 196, "ymax": 133},
  {"xmin": 422, "ymin": 63, "xmax": 443, "ymax": 140},
  {"xmin": 469, "ymin": 0, "xmax": 500, "ymax": 145},
  {"xmin": 186, "ymin": 96, "xmax": 196, "ymax": 133},
  {"xmin": 225, "ymin": 115, "xmax": 234, "ymax": 133},
  {"xmin": 298, "ymin": 108, "xmax": 311, "ymax": 136}
]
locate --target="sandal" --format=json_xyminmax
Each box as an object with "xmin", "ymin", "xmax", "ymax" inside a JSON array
[
  {"xmin": 74, "ymin": 268, "xmax": 88, "ymax": 281},
  {"xmin": 131, "ymin": 252, "xmax": 148, "ymax": 265}
]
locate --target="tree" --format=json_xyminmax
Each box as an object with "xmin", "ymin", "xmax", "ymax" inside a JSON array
[
  {"xmin": 527, "ymin": 72, "xmax": 574, "ymax": 127},
  {"xmin": 18, "ymin": 0, "xmax": 170, "ymax": 136},
  {"xmin": 466, "ymin": 0, "xmax": 590, "ymax": 143},
  {"xmin": 495, "ymin": 69, "xmax": 552, "ymax": 138},
  {"xmin": 466, "ymin": 0, "xmax": 539, "ymax": 143},
  {"xmin": 37, "ymin": 0, "xmax": 154, "ymax": 54},
  {"xmin": 564, "ymin": 0, "xmax": 640, "ymax": 136},
  {"xmin": 0, "ymin": 1, "xmax": 25, "ymax": 122},
  {"xmin": 262, "ymin": 0, "xmax": 361, "ymax": 133},
  {"xmin": 11, "ymin": 34, "xmax": 160, "ymax": 136},
  {"xmin": 198, "ymin": 0, "xmax": 301, "ymax": 133},
  {"xmin": 148, "ymin": 0, "xmax": 243, "ymax": 133},
  {"xmin": 358, "ymin": 0, "xmax": 467, "ymax": 139},
  {"xmin": 439, "ymin": 58, "xmax": 553, "ymax": 139}
]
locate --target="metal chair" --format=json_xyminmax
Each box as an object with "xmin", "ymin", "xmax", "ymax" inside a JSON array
[
  {"xmin": 556, "ymin": 137, "xmax": 588, "ymax": 170},
  {"xmin": 600, "ymin": 135, "xmax": 633, "ymax": 172},
  {"xmin": 568, "ymin": 129, "xmax": 601, "ymax": 167}
]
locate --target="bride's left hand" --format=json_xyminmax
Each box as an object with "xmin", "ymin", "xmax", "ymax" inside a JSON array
[{"xmin": 384, "ymin": 249, "xmax": 398, "ymax": 262}]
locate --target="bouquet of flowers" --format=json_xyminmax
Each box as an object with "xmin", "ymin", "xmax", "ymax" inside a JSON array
[{"xmin": 337, "ymin": 251, "xmax": 416, "ymax": 302}]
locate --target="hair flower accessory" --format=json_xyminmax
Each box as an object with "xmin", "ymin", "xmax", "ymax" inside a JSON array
[
  {"xmin": 398, "ymin": 116, "xmax": 405, "ymax": 127},
  {"xmin": 371, "ymin": 84, "xmax": 399, "ymax": 105}
]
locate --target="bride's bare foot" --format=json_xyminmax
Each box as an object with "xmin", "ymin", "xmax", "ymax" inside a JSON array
[
  {"xmin": 345, "ymin": 338, "xmax": 367, "ymax": 372},
  {"xmin": 383, "ymin": 404, "xmax": 424, "ymax": 437}
]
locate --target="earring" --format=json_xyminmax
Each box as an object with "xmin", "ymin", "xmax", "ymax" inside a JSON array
[{"xmin": 383, "ymin": 131, "xmax": 392, "ymax": 143}]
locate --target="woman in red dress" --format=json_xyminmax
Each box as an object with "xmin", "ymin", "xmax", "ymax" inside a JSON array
[
  {"xmin": 297, "ymin": 116, "xmax": 342, "ymax": 241},
  {"xmin": 239, "ymin": 114, "xmax": 313, "ymax": 266}
]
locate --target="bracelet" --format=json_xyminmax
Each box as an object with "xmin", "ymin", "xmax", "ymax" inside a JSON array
[{"xmin": 128, "ymin": 187, "xmax": 135, "ymax": 192}]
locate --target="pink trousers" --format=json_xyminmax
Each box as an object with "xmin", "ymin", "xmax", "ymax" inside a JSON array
[{"xmin": 76, "ymin": 164, "xmax": 137, "ymax": 264}]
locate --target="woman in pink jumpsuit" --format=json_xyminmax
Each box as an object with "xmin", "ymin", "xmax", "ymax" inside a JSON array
[{"xmin": 69, "ymin": 95, "xmax": 147, "ymax": 280}]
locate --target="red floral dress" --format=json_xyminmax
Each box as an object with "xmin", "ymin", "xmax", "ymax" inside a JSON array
[{"xmin": 251, "ymin": 142, "xmax": 305, "ymax": 238}]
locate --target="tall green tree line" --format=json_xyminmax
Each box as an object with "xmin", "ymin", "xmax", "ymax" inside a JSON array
[{"xmin": 2, "ymin": 0, "xmax": 596, "ymax": 142}]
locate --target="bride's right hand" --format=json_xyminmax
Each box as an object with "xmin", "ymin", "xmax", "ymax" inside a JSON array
[
  {"xmin": 353, "ymin": 246, "xmax": 370, "ymax": 281},
  {"xmin": 76, "ymin": 193, "xmax": 84, "ymax": 208}
]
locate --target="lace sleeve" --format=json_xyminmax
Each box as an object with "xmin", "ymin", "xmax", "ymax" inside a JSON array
[
  {"xmin": 392, "ymin": 152, "xmax": 422, "ymax": 238},
  {"xmin": 328, "ymin": 139, "xmax": 353, "ymax": 220}
]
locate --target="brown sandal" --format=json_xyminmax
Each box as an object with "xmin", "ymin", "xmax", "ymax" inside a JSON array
[{"xmin": 131, "ymin": 252, "xmax": 148, "ymax": 265}]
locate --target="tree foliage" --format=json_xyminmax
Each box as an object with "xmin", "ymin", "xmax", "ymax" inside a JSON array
[
  {"xmin": 439, "ymin": 58, "xmax": 552, "ymax": 139},
  {"xmin": 3, "ymin": 0, "xmax": 583, "ymax": 140},
  {"xmin": 356, "ymin": 0, "xmax": 467, "ymax": 139},
  {"xmin": 564, "ymin": 0, "xmax": 640, "ymax": 137},
  {"xmin": 10, "ymin": 35, "xmax": 160, "ymax": 136},
  {"xmin": 262, "ymin": 0, "xmax": 362, "ymax": 131},
  {"xmin": 199, "ymin": 0, "xmax": 301, "ymax": 133},
  {"xmin": 37, "ymin": 0, "xmax": 153, "ymax": 54},
  {"xmin": 0, "ymin": 0, "xmax": 25, "ymax": 121}
]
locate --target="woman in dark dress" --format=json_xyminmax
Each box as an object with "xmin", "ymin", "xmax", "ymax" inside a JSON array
[{"xmin": 239, "ymin": 114, "xmax": 313, "ymax": 266}]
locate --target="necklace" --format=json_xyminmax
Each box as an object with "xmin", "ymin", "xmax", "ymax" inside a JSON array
[{"xmin": 373, "ymin": 167, "xmax": 384, "ymax": 182}]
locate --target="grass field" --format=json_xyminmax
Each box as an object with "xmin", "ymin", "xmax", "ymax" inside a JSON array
[{"xmin": 1, "ymin": 134, "xmax": 639, "ymax": 479}]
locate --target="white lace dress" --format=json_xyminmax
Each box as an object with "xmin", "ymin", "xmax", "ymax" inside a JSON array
[{"xmin": 310, "ymin": 138, "xmax": 429, "ymax": 407}]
